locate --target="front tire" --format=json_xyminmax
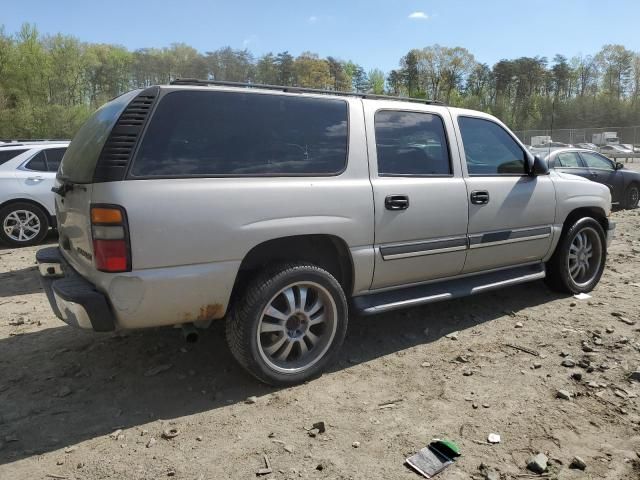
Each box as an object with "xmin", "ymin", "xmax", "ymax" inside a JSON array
[
  {"xmin": 0, "ymin": 202, "xmax": 49, "ymax": 247},
  {"xmin": 624, "ymin": 184, "xmax": 639, "ymax": 209},
  {"xmin": 545, "ymin": 217, "xmax": 606, "ymax": 294},
  {"xmin": 226, "ymin": 263, "xmax": 348, "ymax": 386}
]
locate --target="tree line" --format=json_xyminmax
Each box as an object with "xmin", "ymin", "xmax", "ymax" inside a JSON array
[{"xmin": 1, "ymin": 23, "xmax": 639, "ymax": 139}]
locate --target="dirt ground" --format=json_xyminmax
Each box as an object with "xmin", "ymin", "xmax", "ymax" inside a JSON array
[{"xmin": 1, "ymin": 172, "xmax": 640, "ymax": 480}]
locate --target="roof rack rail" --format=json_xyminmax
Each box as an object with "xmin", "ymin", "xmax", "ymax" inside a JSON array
[{"xmin": 169, "ymin": 78, "xmax": 445, "ymax": 106}]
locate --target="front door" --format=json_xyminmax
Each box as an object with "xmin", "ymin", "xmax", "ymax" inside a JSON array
[
  {"xmin": 365, "ymin": 102, "xmax": 469, "ymax": 290},
  {"xmin": 453, "ymin": 115, "xmax": 556, "ymax": 274},
  {"xmin": 579, "ymin": 151, "xmax": 624, "ymax": 203}
]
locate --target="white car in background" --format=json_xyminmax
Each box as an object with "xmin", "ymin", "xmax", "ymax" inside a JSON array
[{"xmin": 0, "ymin": 142, "xmax": 69, "ymax": 246}]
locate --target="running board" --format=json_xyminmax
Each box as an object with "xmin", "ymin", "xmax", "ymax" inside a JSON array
[{"xmin": 353, "ymin": 263, "xmax": 546, "ymax": 315}]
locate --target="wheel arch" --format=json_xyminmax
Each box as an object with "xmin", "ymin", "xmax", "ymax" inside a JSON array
[
  {"xmin": 0, "ymin": 197, "xmax": 53, "ymax": 224},
  {"xmin": 230, "ymin": 234, "xmax": 355, "ymax": 307},
  {"xmin": 561, "ymin": 206, "xmax": 609, "ymax": 236}
]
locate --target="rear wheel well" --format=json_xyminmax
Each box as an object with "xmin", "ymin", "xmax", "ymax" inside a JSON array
[
  {"xmin": 231, "ymin": 235, "xmax": 354, "ymax": 306},
  {"xmin": 0, "ymin": 198, "xmax": 52, "ymax": 224},
  {"xmin": 562, "ymin": 207, "xmax": 608, "ymax": 235}
]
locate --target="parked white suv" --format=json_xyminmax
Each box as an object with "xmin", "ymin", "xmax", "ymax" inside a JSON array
[
  {"xmin": 0, "ymin": 142, "xmax": 69, "ymax": 246},
  {"xmin": 37, "ymin": 81, "xmax": 614, "ymax": 385}
]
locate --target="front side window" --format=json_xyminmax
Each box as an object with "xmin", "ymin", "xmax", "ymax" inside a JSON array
[
  {"xmin": 374, "ymin": 110, "xmax": 451, "ymax": 175},
  {"xmin": 131, "ymin": 91, "xmax": 349, "ymax": 176},
  {"xmin": 25, "ymin": 151, "xmax": 47, "ymax": 171},
  {"xmin": 0, "ymin": 149, "xmax": 28, "ymax": 165},
  {"xmin": 555, "ymin": 152, "xmax": 582, "ymax": 168},
  {"xmin": 458, "ymin": 117, "xmax": 525, "ymax": 175},
  {"xmin": 580, "ymin": 152, "xmax": 614, "ymax": 170}
]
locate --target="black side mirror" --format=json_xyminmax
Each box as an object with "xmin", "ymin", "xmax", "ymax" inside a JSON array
[
  {"xmin": 525, "ymin": 152, "xmax": 549, "ymax": 176},
  {"xmin": 615, "ymin": 162, "xmax": 624, "ymax": 170}
]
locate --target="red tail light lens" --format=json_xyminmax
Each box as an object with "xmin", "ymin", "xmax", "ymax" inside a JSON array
[
  {"xmin": 90, "ymin": 205, "xmax": 131, "ymax": 273},
  {"xmin": 93, "ymin": 239, "xmax": 128, "ymax": 272}
]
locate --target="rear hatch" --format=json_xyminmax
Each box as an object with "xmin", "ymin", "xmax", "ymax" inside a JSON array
[{"xmin": 55, "ymin": 88, "xmax": 157, "ymax": 278}]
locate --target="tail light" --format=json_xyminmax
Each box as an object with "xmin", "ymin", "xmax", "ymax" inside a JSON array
[{"xmin": 90, "ymin": 205, "xmax": 131, "ymax": 272}]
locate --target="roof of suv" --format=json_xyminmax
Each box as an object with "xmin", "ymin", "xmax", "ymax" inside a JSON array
[
  {"xmin": 0, "ymin": 141, "xmax": 69, "ymax": 150},
  {"xmin": 169, "ymin": 78, "xmax": 447, "ymax": 106}
]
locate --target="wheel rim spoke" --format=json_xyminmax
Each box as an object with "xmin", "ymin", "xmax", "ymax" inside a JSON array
[
  {"xmin": 283, "ymin": 288, "xmax": 296, "ymax": 314},
  {"xmin": 260, "ymin": 321, "xmax": 284, "ymax": 334},
  {"xmin": 305, "ymin": 330, "xmax": 319, "ymax": 347},
  {"xmin": 306, "ymin": 298, "xmax": 323, "ymax": 316},
  {"xmin": 297, "ymin": 339, "xmax": 309, "ymax": 356},
  {"xmin": 265, "ymin": 305, "xmax": 288, "ymax": 322},
  {"xmin": 264, "ymin": 335, "xmax": 287, "ymax": 355},
  {"xmin": 297, "ymin": 286, "xmax": 308, "ymax": 311},
  {"xmin": 276, "ymin": 339, "xmax": 294, "ymax": 361}
]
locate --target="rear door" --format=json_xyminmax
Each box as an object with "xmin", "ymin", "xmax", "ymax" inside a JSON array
[
  {"xmin": 551, "ymin": 150, "xmax": 591, "ymax": 180},
  {"xmin": 365, "ymin": 101, "xmax": 469, "ymax": 289},
  {"xmin": 453, "ymin": 114, "xmax": 556, "ymax": 274},
  {"xmin": 13, "ymin": 150, "xmax": 58, "ymax": 213},
  {"xmin": 579, "ymin": 151, "xmax": 624, "ymax": 203}
]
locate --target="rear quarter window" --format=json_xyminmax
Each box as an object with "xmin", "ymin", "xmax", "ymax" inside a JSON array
[
  {"xmin": 58, "ymin": 89, "xmax": 140, "ymax": 183},
  {"xmin": 131, "ymin": 91, "xmax": 349, "ymax": 177}
]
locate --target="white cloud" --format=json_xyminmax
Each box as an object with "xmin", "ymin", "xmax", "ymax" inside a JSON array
[
  {"xmin": 408, "ymin": 11, "xmax": 429, "ymax": 20},
  {"xmin": 242, "ymin": 35, "xmax": 257, "ymax": 47},
  {"xmin": 308, "ymin": 15, "xmax": 318, "ymax": 24}
]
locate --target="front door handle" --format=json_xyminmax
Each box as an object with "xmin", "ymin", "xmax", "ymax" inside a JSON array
[
  {"xmin": 470, "ymin": 190, "xmax": 490, "ymax": 205},
  {"xmin": 27, "ymin": 176, "xmax": 44, "ymax": 182},
  {"xmin": 385, "ymin": 194, "xmax": 410, "ymax": 210}
]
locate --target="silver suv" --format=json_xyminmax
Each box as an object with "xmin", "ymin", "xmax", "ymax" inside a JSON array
[{"xmin": 37, "ymin": 80, "xmax": 615, "ymax": 385}]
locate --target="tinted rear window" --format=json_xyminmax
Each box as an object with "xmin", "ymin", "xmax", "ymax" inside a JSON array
[
  {"xmin": 45, "ymin": 148, "xmax": 66, "ymax": 172},
  {"xmin": 131, "ymin": 91, "xmax": 349, "ymax": 177},
  {"xmin": 0, "ymin": 149, "xmax": 28, "ymax": 165},
  {"xmin": 58, "ymin": 89, "xmax": 140, "ymax": 183},
  {"xmin": 375, "ymin": 110, "xmax": 450, "ymax": 175}
]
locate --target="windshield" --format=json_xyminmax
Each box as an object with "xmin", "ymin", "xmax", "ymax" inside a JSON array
[{"xmin": 58, "ymin": 89, "xmax": 140, "ymax": 183}]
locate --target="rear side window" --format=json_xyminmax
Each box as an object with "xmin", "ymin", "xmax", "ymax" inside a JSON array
[
  {"xmin": 131, "ymin": 91, "xmax": 349, "ymax": 176},
  {"xmin": 0, "ymin": 149, "xmax": 28, "ymax": 165},
  {"xmin": 44, "ymin": 148, "xmax": 66, "ymax": 172},
  {"xmin": 374, "ymin": 111, "xmax": 451, "ymax": 175},
  {"xmin": 458, "ymin": 117, "xmax": 525, "ymax": 175},
  {"xmin": 555, "ymin": 152, "xmax": 582, "ymax": 167},
  {"xmin": 26, "ymin": 151, "xmax": 47, "ymax": 171}
]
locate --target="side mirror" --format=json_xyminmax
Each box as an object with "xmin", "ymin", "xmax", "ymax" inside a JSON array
[
  {"xmin": 525, "ymin": 152, "xmax": 549, "ymax": 176},
  {"xmin": 615, "ymin": 162, "xmax": 624, "ymax": 170}
]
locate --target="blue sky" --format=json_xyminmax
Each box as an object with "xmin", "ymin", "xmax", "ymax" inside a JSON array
[{"xmin": 3, "ymin": 0, "xmax": 640, "ymax": 72}]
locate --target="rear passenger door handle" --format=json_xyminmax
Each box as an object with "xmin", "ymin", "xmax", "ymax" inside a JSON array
[
  {"xmin": 385, "ymin": 194, "xmax": 410, "ymax": 210},
  {"xmin": 470, "ymin": 190, "xmax": 490, "ymax": 205}
]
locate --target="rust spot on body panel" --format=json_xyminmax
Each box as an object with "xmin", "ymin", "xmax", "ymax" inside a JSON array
[{"xmin": 183, "ymin": 303, "xmax": 225, "ymax": 323}]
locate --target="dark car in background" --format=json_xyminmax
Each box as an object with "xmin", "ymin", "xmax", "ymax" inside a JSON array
[{"xmin": 546, "ymin": 148, "xmax": 639, "ymax": 209}]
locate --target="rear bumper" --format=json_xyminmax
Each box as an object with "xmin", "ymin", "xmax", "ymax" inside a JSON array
[
  {"xmin": 36, "ymin": 247, "xmax": 115, "ymax": 332},
  {"xmin": 606, "ymin": 220, "xmax": 616, "ymax": 248}
]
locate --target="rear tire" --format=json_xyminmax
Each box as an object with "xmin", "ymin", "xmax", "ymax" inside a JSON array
[
  {"xmin": 545, "ymin": 217, "xmax": 606, "ymax": 294},
  {"xmin": 0, "ymin": 202, "xmax": 49, "ymax": 247},
  {"xmin": 226, "ymin": 262, "xmax": 348, "ymax": 386},
  {"xmin": 624, "ymin": 183, "xmax": 639, "ymax": 209}
]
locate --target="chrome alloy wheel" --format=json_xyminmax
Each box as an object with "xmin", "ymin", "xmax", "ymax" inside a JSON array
[
  {"xmin": 567, "ymin": 226, "xmax": 603, "ymax": 287},
  {"xmin": 3, "ymin": 209, "xmax": 41, "ymax": 243},
  {"xmin": 257, "ymin": 281, "xmax": 338, "ymax": 374}
]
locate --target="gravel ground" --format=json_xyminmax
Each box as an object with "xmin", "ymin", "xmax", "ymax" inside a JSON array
[{"xmin": 1, "ymin": 174, "xmax": 639, "ymax": 479}]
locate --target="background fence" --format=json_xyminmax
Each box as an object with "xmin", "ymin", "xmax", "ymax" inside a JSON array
[{"xmin": 513, "ymin": 126, "xmax": 640, "ymax": 146}]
